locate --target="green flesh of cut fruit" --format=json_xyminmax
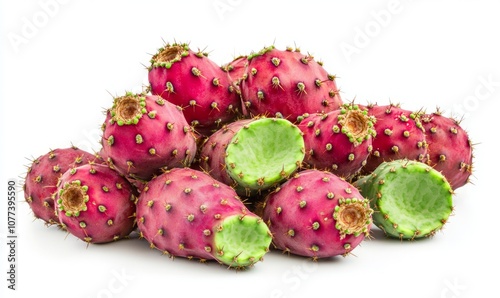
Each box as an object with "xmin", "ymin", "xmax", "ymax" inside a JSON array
[
  {"xmin": 213, "ymin": 215, "xmax": 272, "ymax": 268},
  {"xmin": 354, "ymin": 159, "xmax": 453, "ymax": 239},
  {"xmin": 225, "ymin": 118, "xmax": 305, "ymax": 191}
]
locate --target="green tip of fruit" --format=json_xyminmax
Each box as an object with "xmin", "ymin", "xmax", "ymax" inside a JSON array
[
  {"xmin": 225, "ymin": 118, "xmax": 305, "ymax": 191},
  {"xmin": 355, "ymin": 159, "xmax": 453, "ymax": 239},
  {"xmin": 213, "ymin": 214, "xmax": 272, "ymax": 268}
]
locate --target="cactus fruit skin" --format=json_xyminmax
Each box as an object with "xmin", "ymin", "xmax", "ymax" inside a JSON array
[
  {"xmin": 362, "ymin": 103, "xmax": 427, "ymax": 174},
  {"xmin": 262, "ymin": 169, "xmax": 373, "ymax": 259},
  {"xmin": 148, "ymin": 42, "xmax": 241, "ymax": 136},
  {"xmin": 421, "ymin": 112, "xmax": 473, "ymax": 190},
  {"xmin": 54, "ymin": 163, "xmax": 137, "ymax": 244},
  {"xmin": 136, "ymin": 168, "xmax": 272, "ymax": 268},
  {"xmin": 298, "ymin": 103, "xmax": 377, "ymax": 179},
  {"xmin": 199, "ymin": 117, "xmax": 305, "ymax": 196},
  {"xmin": 101, "ymin": 92, "xmax": 197, "ymax": 181},
  {"xmin": 23, "ymin": 146, "xmax": 99, "ymax": 225},
  {"xmin": 240, "ymin": 45, "xmax": 342, "ymax": 122},
  {"xmin": 353, "ymin": 159, "xmax": 454, "ymax": 240}
]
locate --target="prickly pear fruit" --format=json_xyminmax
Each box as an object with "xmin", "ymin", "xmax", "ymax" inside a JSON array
[
  {"xmin": 148, "ymin": 42, "xmax": 241, "ymax": 136},
  {"xmin": 240, "ymin": 45, "xmax": 342, "ymax": 122},
  {"xmin": 136, "ymin": 168, "xmax": 272, "ymax": 269},
  {"xmin": 54, "ymin": 163, "xmax": 137, "ymax": 244},
  {"xmin": 199, "ymin": 117, "xmax": 305, "ymax": 196},
  {"xmin": 101, "ymin": 92, "xmax": 197, "ymax": 181},
  {"xmin": 262, "ymin": 169, "xmax": 373, "ymax": 259},
  {"xmin": 421, "ymin": 111, "xmax": 473, "ymax": 190},
  {"xmin": 23, "ymin": 146, "xmax": 99, "ymax": 225},
  {"xmin": 298, "ymin": 103, "xmax": 376, "ymax": 179},
  {"xmin": 362, "ymin": 103, "xmax": 427, "ymax": 174},
  {"xmin": 353, "ymin": 159, "xmax": 454, "ymax": 240},
  {"xmin": 222, "ymin": 55, "xmax": 248, "ymax": 92}
]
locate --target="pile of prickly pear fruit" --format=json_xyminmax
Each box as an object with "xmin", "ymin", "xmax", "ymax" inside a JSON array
[{"xmin": 22, "ymin": 40, "xmax": 474, "ymax": 269}]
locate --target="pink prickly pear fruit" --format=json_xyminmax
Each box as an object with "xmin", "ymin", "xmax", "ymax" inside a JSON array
[
  {"xmin": 148, "ymin": 42, "xmax": 242, "ymax": 136},
  {"xmin": 101, "ymin": 92, "xmax": 197, "ymax": 181},
  {"xmin": 54, "ymin": 163, "xmax": 137, "ymax": 244},
  {"xmin": 240, "ymin": 45, "xmax": 342, "ymax": 122},
  {"xmin": 222, "ymin": 55, "xmax": 248, "ymax": 91},
  {"xmin": 262, "ymin": 169, "xmax": 373, "ymax": 259},
  {"xmin": 362, "ymin": 103, "xmax": 427, "ymax": 174},
  {"xmin": 298, "ymin": 103, "xmax": 377, "ymax": 179},
  {"xmin": 421, "ymin": 111, "xmax": 473, "ymax": 190},
  {"xmin": 136, "ymin": 168, "xmax": 272, "ymax": 269},
  {"xmin": 23, "ymin": 146, "xmax": 100, "ymax": 225}
]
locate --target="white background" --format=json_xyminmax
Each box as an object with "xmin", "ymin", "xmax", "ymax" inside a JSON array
[{"xmin": 1, "ymin": 0, "xmax": 499, "ymax": 297}]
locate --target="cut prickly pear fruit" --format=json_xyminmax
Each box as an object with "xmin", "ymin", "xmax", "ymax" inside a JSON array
[{"xmin": 353, "ymin": 159, "xmax": 453, "ymax": 240}]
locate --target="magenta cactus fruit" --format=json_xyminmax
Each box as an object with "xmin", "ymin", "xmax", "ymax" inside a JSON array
[
  {"xmin": 421, "ymin": 111, "xmax": 473, "ymax": 190},
  {"xmin": 136, "ymin": 168, "xmax": 272, "ymax": 268},
  {"xmin": 23, "ymin": 146, "xmax": 99, "ymax": 225},
  {"xmin": 262, "ymin": 169, "xmax": 373, "ymax": 259},
  {"xmin": 101, "ymin": 92, "xmax": 197, "ymax": 181},
  {"xmin": 148, "ymin": 42, "xmax": 241, "ymax": 136},
  {"xmin": 222, "ymin": 55, "xmax": 248, "ymax": 92},
  {"xmin": 240, "ymin": 45, "xmax": 343, "ymax": 122},
  {"xmin": 362, "ymin": 103, "xmax": 427, "ymax": 174},
  {"xmin": 54, "ymin": 163, "xmax": 137, "ymax": 244},
  {"xmin": 298, "ymin": 103, "xmax": 376, "ymax": 178}
]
